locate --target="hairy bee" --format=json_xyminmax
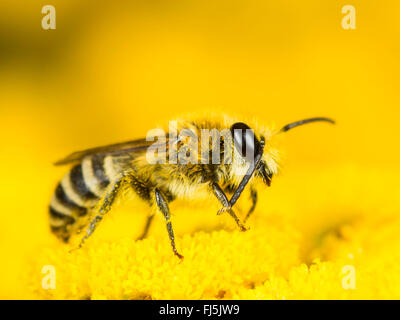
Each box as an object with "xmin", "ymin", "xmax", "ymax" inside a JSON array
[{"xmin": 49, "ymin": 115, "xmax": 334, "ymax": 258}]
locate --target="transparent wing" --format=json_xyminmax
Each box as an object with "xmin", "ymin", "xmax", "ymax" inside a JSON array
[{"xmin": 54, "ymin": 137, "xmax": 171, "ymax": 166}]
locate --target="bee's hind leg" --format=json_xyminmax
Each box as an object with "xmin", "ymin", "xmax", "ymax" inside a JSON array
[
  {"xmin": 77, "ymin": 173, "xmax": 131, "ymax": 249},
  {"xmin": 153, "ymin": 188, "xmax": 183, "ymax": 259}
]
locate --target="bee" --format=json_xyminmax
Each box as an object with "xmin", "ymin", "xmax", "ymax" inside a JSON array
[{"xmin": 49, "ymin": 115, "xmax": 334, "ymax": 259}]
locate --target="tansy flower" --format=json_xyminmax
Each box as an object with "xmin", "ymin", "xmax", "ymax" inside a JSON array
[{"xmin": 26, "ymin": 166, "xmax": 400, "ymax": 300}]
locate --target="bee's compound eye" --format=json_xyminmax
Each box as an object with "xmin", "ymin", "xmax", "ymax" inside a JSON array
[{"xmin": 230, "ymin": 122, "xmax": 260, "ymax": 162}]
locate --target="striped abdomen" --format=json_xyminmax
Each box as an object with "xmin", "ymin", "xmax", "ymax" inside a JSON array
[{"xmin": 49, "ymin": 154, "xmax": 121, "ymax": 241}]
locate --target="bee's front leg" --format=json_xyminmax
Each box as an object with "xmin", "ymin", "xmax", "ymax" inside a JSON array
[{"xmin": 210, "ymin": 183, "xmax": 247, "ymax": 231}]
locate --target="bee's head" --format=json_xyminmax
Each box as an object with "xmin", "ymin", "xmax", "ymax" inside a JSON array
[
  {"xmin": 226, "ymin": 117, "xmax": 333, "ymax": 208},
  {"xmin": 230, "ymin": 122, "xmax": 261, "ymax": 163},
  {"xmin": 229, "ymin": 117, "xmax": 334, "ymax": 187},
  {"xmin": 230, "ymin": 122, "xmax": 274, "ymax": 187}
]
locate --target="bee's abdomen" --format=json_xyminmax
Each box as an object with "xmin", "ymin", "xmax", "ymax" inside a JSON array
[{"xmin": 49, "ymin": 154, "xmax": 113, "ymax": 241}]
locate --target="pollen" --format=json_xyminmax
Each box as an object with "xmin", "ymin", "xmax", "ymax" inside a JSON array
[{"xmin": 25, "ymin": 166, "xmax": 400, "ymax": 299}]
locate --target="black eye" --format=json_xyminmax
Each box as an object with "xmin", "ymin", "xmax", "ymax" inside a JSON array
[{"xmin": 230, "ymin": 122, "xmax": 261, "ymax": 162}]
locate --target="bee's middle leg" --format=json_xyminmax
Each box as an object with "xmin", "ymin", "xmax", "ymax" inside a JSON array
[
  {"xmin": 126, "ymin": 175, "xmax": 155, "ymax": 241},
  {"xmin": 244, "ymin": 187, "xmax": 257, "ymax": 223},
  {"xmin": 137, "ymin": 214, "xmax": 155, "ymax": 240},
  {"xmin": 153, "ymin": 188, "xmax": 183, "ymax": 259}
]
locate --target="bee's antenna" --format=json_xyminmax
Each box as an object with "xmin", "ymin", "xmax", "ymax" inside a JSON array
[{"xmin": 280, "ymin": 117, "xmax": 335, "ymax": 133}]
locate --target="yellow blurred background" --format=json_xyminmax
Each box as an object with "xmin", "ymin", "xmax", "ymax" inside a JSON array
[{"xmin": 1, "ymin": 0, "xmax": 400, "ymax": 299}]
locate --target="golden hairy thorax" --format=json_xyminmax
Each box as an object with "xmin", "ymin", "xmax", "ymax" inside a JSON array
[{"xmin": 129, "ymin": 115, "xmax": 280, "ymax": 197}]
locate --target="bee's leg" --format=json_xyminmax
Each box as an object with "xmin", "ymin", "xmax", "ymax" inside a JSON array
[
  {"xmin": 77, "ymin": 174, "xmax": 129, "ymax": 249},
  {"xmin": 137, "ymin": 214, "xmax": 155, "ymax": 240},
  {"xmin": 211, "ymin": 183, "xmax": 247, "ymax": 231},
  {"xmin": 243, "ymin": 187, "xmax": 257, "ymax": 223},
  {"xmin": 153, "ymin": 188, "xmax": 183, "ymax": 259},
  {"xmin": 125, "ymin": 175, "xmax": 155, "ymax": 241}
]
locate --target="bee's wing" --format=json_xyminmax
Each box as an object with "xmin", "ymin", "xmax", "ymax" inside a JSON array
[{"xmin": 54, "ymin": 137, "xmax": 172, "ymax": 166}]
